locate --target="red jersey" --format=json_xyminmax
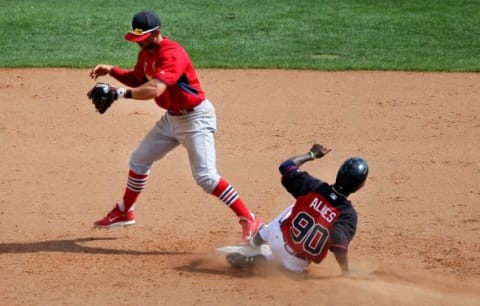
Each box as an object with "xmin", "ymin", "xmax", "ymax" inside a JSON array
[
  {"xmin": 280, "ymin": 192, "xmax": 340, "ymax": 263},
  {"xmin": 132, "ymin": 37, "xmax": 205, "ymax": 111}
]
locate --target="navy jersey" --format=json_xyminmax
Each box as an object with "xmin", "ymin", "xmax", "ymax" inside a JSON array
[{"xmin": 279, "ymin": 160, "xmax": 357, "ymax": 263}]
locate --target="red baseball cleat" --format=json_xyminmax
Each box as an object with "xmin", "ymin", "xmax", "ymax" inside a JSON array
[
  {"xmin": 239, "ymin": 213, "xmax": 264, "ymax": 242},
  {"xmin": 94, "ymin": 204, "xmax": 135, "ymax": 228}
]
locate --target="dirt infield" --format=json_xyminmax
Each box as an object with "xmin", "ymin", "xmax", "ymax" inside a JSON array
[{"xmin": 0, "ymin": 69, "xmax": 479, "ymax": 305}]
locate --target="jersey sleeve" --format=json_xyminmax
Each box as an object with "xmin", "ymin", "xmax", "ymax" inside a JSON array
[
  {"xmin": 279, "ymin": 160, "xmax": 323, "ymax": 198},
  {"xmin": 111, "ymin": 65, "xmax": 146, "ymax": 88},
  {"xmin": 132, "ymin": 53, "xmax": 150, "ymax": 80},
  {"xmin": 154, "ymin": 46, "xmax": 187, "ymax": 85}
]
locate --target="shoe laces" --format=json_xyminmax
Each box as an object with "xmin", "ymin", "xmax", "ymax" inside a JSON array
[{"xmin": 107, "ymin": 205, "xmax": 122, "ymax": 217}]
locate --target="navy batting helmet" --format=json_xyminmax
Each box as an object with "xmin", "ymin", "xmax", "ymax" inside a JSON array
[{"xmin": 333, "ymin": 157, "xmax": 368, "ymax": 196}]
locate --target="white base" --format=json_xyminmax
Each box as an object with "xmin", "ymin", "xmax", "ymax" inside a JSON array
[{"xmin": 216, "ymin": 244, "xmax": 272, "ymax": 257}]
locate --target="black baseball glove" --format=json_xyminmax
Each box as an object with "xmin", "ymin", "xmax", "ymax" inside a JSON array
[{"xmin": 87, "ymin": 83, "xmax": 118, "ymax": 114}]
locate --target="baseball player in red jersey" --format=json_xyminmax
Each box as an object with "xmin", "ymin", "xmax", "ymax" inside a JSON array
[
  {"xmin": 88, "ymin": 11, "xmax": 262, "ymax": 241},
  {"xmin": 226, "ymin": 143, "xmax": 368, "ymax": 274}
]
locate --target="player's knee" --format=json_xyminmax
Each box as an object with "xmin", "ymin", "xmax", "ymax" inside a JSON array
[
  {"xmin": 129, "ymin": 151, "xmax": 152, "ymax": 174},
  {"xmin": 128, "ymin": 162, "xmax": 151, "ymax": 175},
  {"xmin": 194, "ymin": 173, "xmax": 219, "ymax": 193}
]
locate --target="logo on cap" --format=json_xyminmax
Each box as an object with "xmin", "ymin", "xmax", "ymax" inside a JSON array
[{"xmin": 125, "ymin": 11, "xmax": 161, "ymax": 42}]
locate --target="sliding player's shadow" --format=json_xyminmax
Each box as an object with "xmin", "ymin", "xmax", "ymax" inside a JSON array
[{"xmin": 174, "ymin": 256, "xmax": 339, "ymax": 280}]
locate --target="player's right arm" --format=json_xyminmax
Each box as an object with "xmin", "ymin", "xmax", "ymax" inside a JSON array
[
  {"xmin": 89, "ymin": 64, "xmax": 113, "ymax": 79},
  {"xmin": 279, "ymin": 143, "xmax": 331, "ymax": 173},
  {"xmin": 89, "ymin": 64, "xmax": 146, "ymax": 88},
  {"xmin": 279, "ymin": 143, "xmax": 331, "ymax": 198}
]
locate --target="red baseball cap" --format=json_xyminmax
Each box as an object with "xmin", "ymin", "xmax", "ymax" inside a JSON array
[{"xmin": 125, "ymin": 11, "xmax": 161, "ymax": 42}]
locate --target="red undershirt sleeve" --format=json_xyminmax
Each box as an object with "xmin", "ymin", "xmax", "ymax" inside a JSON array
[{"xmin": 110, "ymin": 66, "xmax": 145, "ymax": 88}]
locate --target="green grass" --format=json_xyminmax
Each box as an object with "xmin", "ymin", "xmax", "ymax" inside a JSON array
[{"xmin": 0, "ymin": 0, "xmax": 478, "ymax": 71}]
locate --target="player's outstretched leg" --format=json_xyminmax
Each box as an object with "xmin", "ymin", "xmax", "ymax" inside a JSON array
[
  {"xmin": 93, "ymin": 203, "xmax": 135, "ymax": 228},
  {"xmin": 226, "ymin": 253, "xmax": 267, "ymax": 268},
  {"xmin": 211, "ymin": 178, "xmax": 263, "ymax": 241},
  {"xmin": 94, "ymin": 170, "xmax": 148, "ymax": 228}
]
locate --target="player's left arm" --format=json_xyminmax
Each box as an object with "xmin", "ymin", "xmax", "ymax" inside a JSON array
[
  {"xmin": 98, "ymin": 78, "xmax": 167, "ymax": 102},
  {"xmin": 332, "ymin": 247, "xmax": 349, "ymax": 273},
  {"xmin": 126, "ymin": 78, "xmax": 167, "ymax": 100},
  {"xmin": 329, "ymin": 211, "xmax": 357, "ymax": 274}
]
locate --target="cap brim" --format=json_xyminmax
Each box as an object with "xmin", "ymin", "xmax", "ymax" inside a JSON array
[{"xmin": 125, "ymin": 32, "xmax": 151, "ymax": 42}]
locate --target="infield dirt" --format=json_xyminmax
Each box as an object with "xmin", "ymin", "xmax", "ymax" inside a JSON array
[{"xmin": 0, "ymin": 69, "xmax": 479, "ymax": 305}]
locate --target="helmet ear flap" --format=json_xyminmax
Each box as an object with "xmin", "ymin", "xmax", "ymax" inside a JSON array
[{"xmin": 334, "ymin": 157, "xmax": 368, "ymax": 196}]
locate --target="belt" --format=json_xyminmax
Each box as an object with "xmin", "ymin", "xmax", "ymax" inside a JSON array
[
  {"xmin": 167, "ymin": 108, "xmax": 195, "ymax": 116},
  {"xmin": 168, "ymin": 102, "xmax": 205, "ymax": 116}
]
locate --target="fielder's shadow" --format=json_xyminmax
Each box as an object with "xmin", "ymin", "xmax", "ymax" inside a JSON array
[{"xmin": 0, "ymin": 237, "xmax": 189, "ymax": 256}]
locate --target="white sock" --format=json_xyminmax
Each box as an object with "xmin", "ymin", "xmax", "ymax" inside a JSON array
[{"xmin": 118, "ymin": 200, "xmax": 125, "ymax": 212}]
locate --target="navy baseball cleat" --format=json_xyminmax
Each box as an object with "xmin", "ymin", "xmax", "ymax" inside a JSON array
[{"xmin": 226, "ymin": 253, "xmax": 267, "ymax": 268}]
